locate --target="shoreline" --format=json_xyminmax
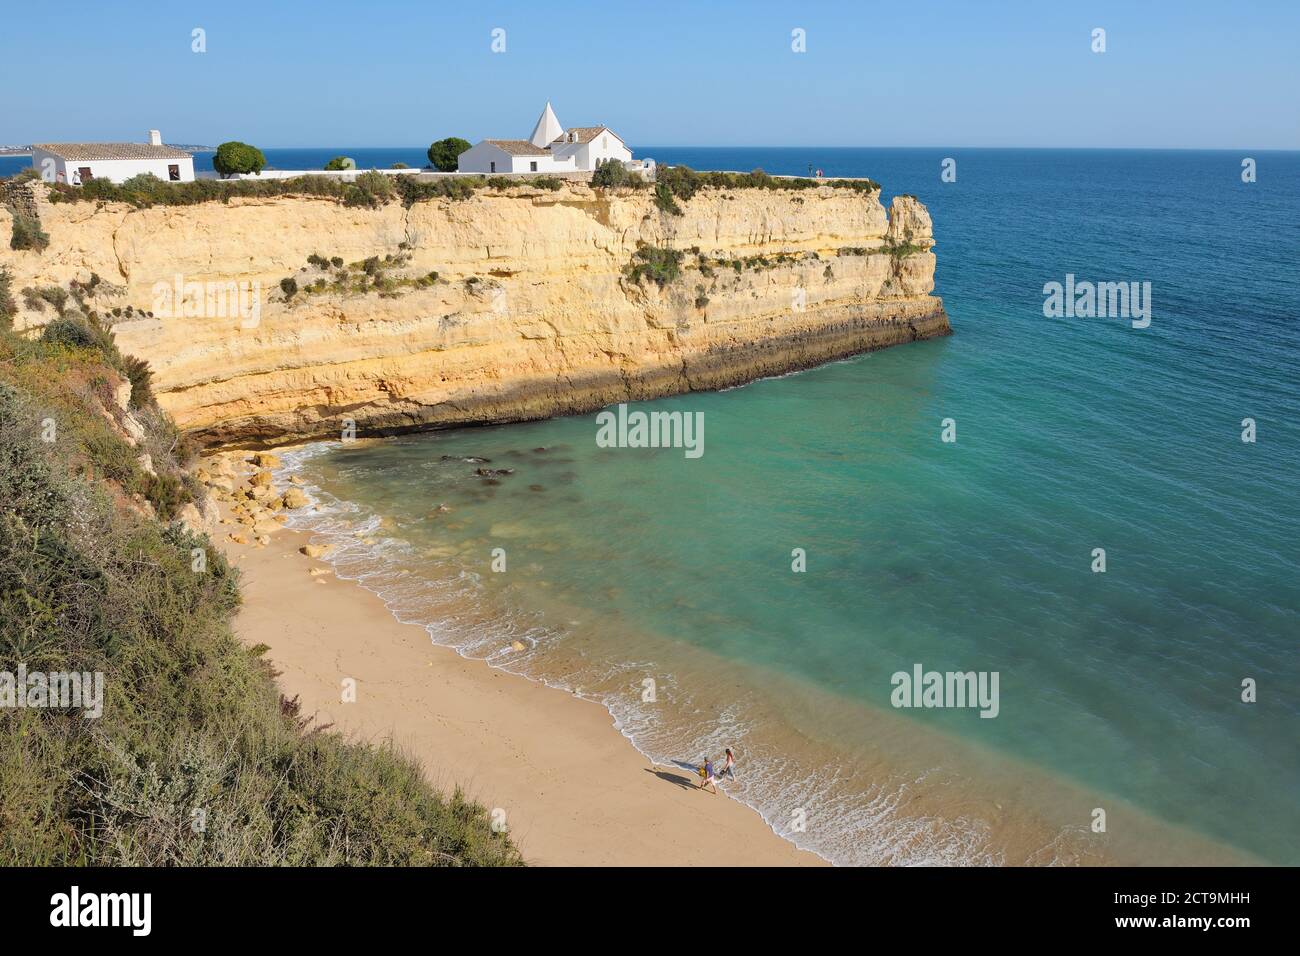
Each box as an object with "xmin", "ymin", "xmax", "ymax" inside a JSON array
[
  {"xmin": 203, "ymin": 429, "xmax": 1270, "ymax": 869},
  {"xmin": 213, "ymin": 498, "xmax": 824, "ymax": 867}
]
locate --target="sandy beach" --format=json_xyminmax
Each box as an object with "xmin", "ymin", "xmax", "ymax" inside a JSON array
[{"xmin": 214, "ymin": 504, "xmax": 822, "ymax": 867}]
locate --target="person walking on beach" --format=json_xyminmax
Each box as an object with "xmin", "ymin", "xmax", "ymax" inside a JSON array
[
  {"xmin": 698, "ymin": 756, "xmax": 718, "ymax": 794},
  {"xmin": 722, "ymin": 747, "xmax": 736, "ymax": 781}
]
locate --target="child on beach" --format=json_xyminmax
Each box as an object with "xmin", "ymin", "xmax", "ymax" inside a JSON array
[
  {"xmin": 723, "ymin": 748, "xmax": 735, "ymax": 781},
  {"xmin": 698, "ymin": 757, "xmax": 718, "ymax": 794}
]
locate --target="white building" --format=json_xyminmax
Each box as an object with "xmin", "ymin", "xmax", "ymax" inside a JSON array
[
  {"xmin": 457, "ymin": 102, "xmax": 641, "ymax": 175},
  {"xmin": 30, "ymin": 131, "xmax": 194, "ymax": 185}
]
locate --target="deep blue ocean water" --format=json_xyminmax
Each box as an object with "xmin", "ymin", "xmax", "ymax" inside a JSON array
[{"xmin": 10, "ymin": 146, "xmax": 1295, "ymax": 863}]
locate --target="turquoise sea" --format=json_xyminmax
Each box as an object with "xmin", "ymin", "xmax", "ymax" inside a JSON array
[{"xmin": 81, "ymin": 146, "xmax": 1294, "ymax": 865}]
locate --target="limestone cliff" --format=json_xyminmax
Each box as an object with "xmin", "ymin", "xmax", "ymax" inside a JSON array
[{"xmin": 1, "ymin": 179, "xmax": 948, "ymax": 447}]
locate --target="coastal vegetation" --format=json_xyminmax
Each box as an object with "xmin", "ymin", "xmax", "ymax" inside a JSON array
[
  {"xmin": 8, "ymin": 212, "xmax": 49, "ymax": 252},
  {"xmin": 838, "ymin": 239, "xmax": 929, "ymax": 258},
  {"xmin": 211, "ymin": 140, "xmax": 267, "ymax": 177},
  {"xmin": 654, "ymin": 165, "xmax": 882, "ymax": 205},
  {"xmin": 624, "ymin": 245, "xmax": 684, "ymax": 287},
  {"xmin": 625, "ymin": 245, "xmax": 821, "ymax": 290},
  {"xmin": 40, "ymin": 169, "xmax": 484, "ymax": 210},
  {"xmin": 0, "ymin": 318, "xmax": 523, "ymax": 866},
  {"xmin": 587, "ymin": 163, "xmax": 882, "ymax": 216},
  {"xmin": 654, "ymin": 182, "xmax": 683, "ymax": 215},
  {"xmin": 590, "ymin": 158, "xmax": 634, "ymax": 188},
  {"xmin": 0, "ymin": 268, "xmax": 15, "ymax": 326},
  {"xmin": 427, "ymin": 137, "xmax": 471, "ymax": 172},
  {"xmin": 282, "ymin": 252, "xmax": 441, "ymax": 302},
  {"xmin": 323, "ymin": 156, "xmax": 355, "ymax": 170},
  {"xmin": 18, "ymin": 162, "xmax": 882, "ymax": 218}
]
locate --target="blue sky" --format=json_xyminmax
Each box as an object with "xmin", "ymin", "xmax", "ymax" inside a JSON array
[{"xmin": 2, "ymin": 0, "xmax": 1297, "ymax": 148}]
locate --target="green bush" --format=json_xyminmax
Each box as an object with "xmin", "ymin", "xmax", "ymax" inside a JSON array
[
  {"xmin": 324, "ymin": 156, "xmax": 355, "ymax": 171},
  {"xmin": 393, "ymin": 175, "xmax": 483, "ymax": 206},
  {"xmin": 280, "ymin": 277, "xmax": 298, "ymax": 297},
  {"xmin": 625, "ymin": 245, "xmax": 684, "ymax": 288},
  {"xmin": 37, "ymin": 286, "xmax": 69, "ymax": 314},
  {"xmin": 40, "ymin": 315, "xmax": 97, "ymax": 348},
  {"xmin": 532, "ymin": 176, "xmax": 563, "ymax": 191},
  {"xmin": 654, "ymin": 182, "xmax": 682, "ymax": 215},
  {"xmin": 883, "ymin": 239, "xmax": 927, "ymax": 257},
  {"xmin": 427, "ymin": 137, "xmax": 471, "ymax": 172},
  {"xmin": 0, "ymin": 268, "xmax": 15, "ymax": 327},
  {"xmin": 350, "ymin": 170, "xmax": 394, "ymax": 206},
  {"xmin": 590, "ymin": 158, "xmax": 630, "ymax": 188},
  {"xmin": 122, "ymin": 353, "xmax": 155, "ymax": 408},
  {"xmin": 9, "ymin": 213, "xmax": 49, "ymax": 252},
  {"xmin": 212, "ymin": 141, "xmax": 267, "ymax": 177}
]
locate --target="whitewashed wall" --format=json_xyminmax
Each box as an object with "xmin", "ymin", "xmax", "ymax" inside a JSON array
[{"xmin": 29, "ymin": 150, "xmax": 195, "ymax": 184}]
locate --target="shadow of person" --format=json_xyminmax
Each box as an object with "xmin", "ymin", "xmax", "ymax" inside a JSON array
[{"xmin": 644, "ymin": 767, "xmax": 695, "ymax": 791}]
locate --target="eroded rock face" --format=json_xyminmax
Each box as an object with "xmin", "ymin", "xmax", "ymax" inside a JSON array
[
  {"xmin": 2, "ymin": 181, "xmax": 949, "ymax": 447},
  {"xmin": 886, "ymin": 195, "xmax": 935, "ymax": 247}
]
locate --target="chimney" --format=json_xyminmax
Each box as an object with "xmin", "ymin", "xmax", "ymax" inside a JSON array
[{"xmin": 148, "ymin": 129, "xmax": 162, "ymax": 146}]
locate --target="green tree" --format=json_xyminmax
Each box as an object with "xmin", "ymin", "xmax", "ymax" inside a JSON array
[
  {"xmin": 590, "ymin": 158, "xmax": 630, "ymax": 188},
  {"xmin": 427, "ymin": 137, "xmax": 471, "ymax": 172},
  {"xmin": 213, "ymin": 141, "xmax": 267, "ymax": 177},
  {"xmin": 324, "ymin": 156, "xmax": 355, "ymax": 171}
]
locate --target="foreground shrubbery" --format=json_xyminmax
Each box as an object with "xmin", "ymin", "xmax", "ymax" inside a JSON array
[
  {"xmin": 0, "ymin": 268, "xmax": 15, "ymax": 326},
  {"xmin": 0, "ymin": 330, "xmax": 522, "ymax": 866}
]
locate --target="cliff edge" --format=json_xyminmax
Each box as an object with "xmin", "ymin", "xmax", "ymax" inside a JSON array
[{"xmin": 1, "ymin": 177, "xmax": 948, "ymax": 447}]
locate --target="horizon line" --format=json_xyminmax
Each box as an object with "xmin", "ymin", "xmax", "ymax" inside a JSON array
[{"xmin": 169, "ymin": 144, "xmax": 1300, "ymax": 153}]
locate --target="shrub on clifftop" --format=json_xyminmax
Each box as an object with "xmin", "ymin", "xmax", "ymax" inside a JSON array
[
  {"xmin": 427, "ymin": 137, "xmax": 471, "ymax": 172},
  {"xmin": 590, "ymin": 158, "xmax": 631, "ymax": 188},
  {"xmin": 212, "ymin": 140, "xmax": 267, "ymax": 177}
]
